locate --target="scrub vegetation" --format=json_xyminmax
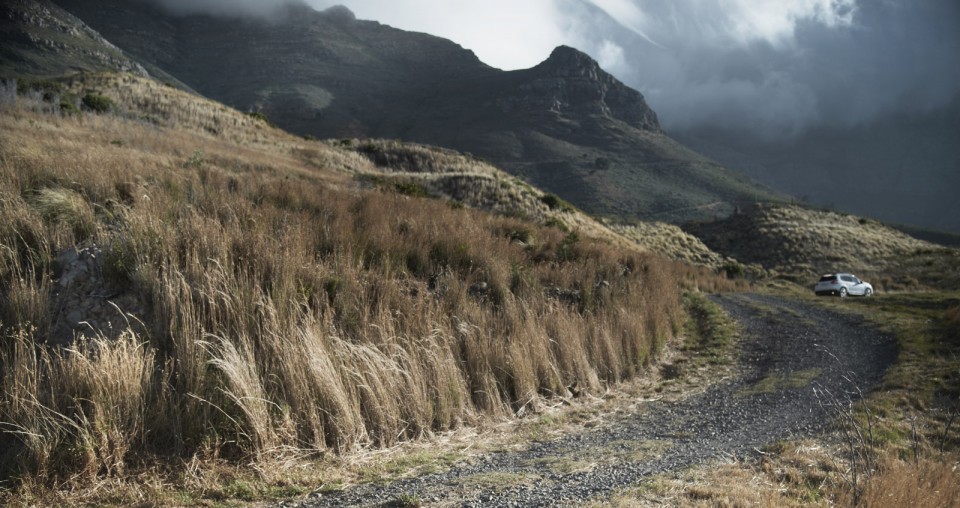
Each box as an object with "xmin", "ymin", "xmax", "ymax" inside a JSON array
[
  {"xmin": 0, "ymin": 74, "xmax": 736, "ymax": 505},
  {"xmin": 684, "ymin": 204, "xmax": 958, "ymax": 289},
  {"xmin": 3, "ymin": 72, "xmax": 956, "ymax": 507}
]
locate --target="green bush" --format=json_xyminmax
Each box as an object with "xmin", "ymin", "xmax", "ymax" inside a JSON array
[
  {"xmin": 81, "ymin": 93, "xmax": 113, "ymax": 113},
  {"xmin": 16, "ymin": 78, "xmax": 65, "ymax": 99},
  {"xmin": 185, "ymin": 149, "xmax": 204, "ymax": 168},
  {"xmin": 394, "ymin": 181, "xmax": 429, "ymax": 198},
  {"xmin": 539, "ymin": 194, "xmax": 573, "ymax": 212},
  {"xmin": 325, "ymin": 276, "xmax": 341, "ymax": 304},
  {"xmin": 59, "ymin": 99, "xmax": 79, "ymax": 115},
  {"xmin": 540, "ymin": 194, "xmax": 561, "ymax": 209},
  {"xmin": 721, "ymin": 261, "xmax": 746, "ymax": 279},
  {"xmin": 103, "ymin": 240, "xmax": 137, "ymax": 287},
  {"xmin": 246, "ymin": 111, "xmax": 275, "ymax": 127},
  {"xmin": 544, "ymin": 218, "xmax": 569, "ymax": 232},
  {"xmin": 557, "ymin": 231, "xmax": 581, "ymax": 261}
]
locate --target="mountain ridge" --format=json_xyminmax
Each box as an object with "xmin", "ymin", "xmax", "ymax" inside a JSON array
[{"xmin": 49, "ymin": 0, "xmax": 783, "ymax": 223}]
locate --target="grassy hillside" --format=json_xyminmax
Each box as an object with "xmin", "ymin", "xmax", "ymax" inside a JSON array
[
  {"xmin": 52, "ymin": 0, "xmax": 783, "ymax": 225},
  {"xmin": 0, "ymin": 73, "xmax": 734, "ymax": 502},
  {"xmin": 684, "ymin": 204, "xmax": 960, "ymax": 290}
]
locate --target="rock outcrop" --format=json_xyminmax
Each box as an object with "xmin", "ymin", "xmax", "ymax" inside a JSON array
[
  {"xmin": 49, "ymin": 244, "xmax": 146, "ymax": 346},
  {"xmin": 0, "ymin": 0, "xmax": 149, "ymax": 78},
  {"xmin": 521, "ymin": 46, "xmax": 660, "ymax": 131}
]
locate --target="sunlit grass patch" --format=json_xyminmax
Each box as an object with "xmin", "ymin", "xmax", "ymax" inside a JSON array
[{"xmin": 738, "ymin": 368, "xmax": 823, "ymax": 396}]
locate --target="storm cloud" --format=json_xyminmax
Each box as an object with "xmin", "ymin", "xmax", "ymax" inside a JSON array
[
  {"xmin": 571, "ymin": 0, "xmax": 960, "ymax": 135},
  {"xmin": 148, "ymin": 0, "xmax": 960, "ymax": 137}
]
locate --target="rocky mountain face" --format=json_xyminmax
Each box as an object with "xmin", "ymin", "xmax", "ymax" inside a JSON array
[
  {"xmin": 46, "ymin": 0, "xmax": 780, "ymax": 222},
  {"xmin": 0, "ymin": 0, "xmax": 148, "ymax": 78},
  {"xmin": 505, "ymin": 45, "xmax": 661, "ymax": 132}
]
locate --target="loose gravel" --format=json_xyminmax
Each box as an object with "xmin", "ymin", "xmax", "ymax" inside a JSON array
[{"xmin": 289, "ymin": 293, "xmax": 897, "ymax": 507}]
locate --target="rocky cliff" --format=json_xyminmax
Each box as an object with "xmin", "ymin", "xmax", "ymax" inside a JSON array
[
  {"xmin": 0, "ymin": 0, "xmax": 148, "ymax": 78},
  {"xmin": 517, "ymin": 45, "xmax": 660, "ymax": 132}
]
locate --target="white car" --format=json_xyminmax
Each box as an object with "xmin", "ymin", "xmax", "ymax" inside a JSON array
[{"xmin": 814, "ymin": 273, "xmax": 874, "ymax": 297}]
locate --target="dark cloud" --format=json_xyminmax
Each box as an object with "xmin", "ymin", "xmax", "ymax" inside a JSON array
[{"xmin": 566, "ymin": 0, "xmax": 960, "ymax": 136}]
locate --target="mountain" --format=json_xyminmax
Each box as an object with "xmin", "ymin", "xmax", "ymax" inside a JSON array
[
  {"xmin": 674, "ymin": 100, "xmax": 960, "ymax": 233},
  {"xmin": 49, "ymin": 0, "xmax": 782, "ymax": 223},
  {"xmin": 0, "ymin": 0, "xmax": 148, "ymax": 78},
  {"xmin": 0, "ymin": 0, "xmax": 189, "ymax": 87}
]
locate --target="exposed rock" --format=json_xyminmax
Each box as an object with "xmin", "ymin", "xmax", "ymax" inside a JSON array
[
  {"xmin": 0, "ymin": 0, "xmax": 150, "ymax": 78},
  {"xmin": 468, "ymin": 281, "xmax": 489, "ymax": 296},
  {"xmin": 511, "ymin": 45, "xmax": 661, "ymax": 132},
  {"xmin": 546, "ymin": 286, "xmax": 581, "ymax": 305},
  {"xmin": 48, "ymin": 243, "xmax": 146, "ymax": 346}
]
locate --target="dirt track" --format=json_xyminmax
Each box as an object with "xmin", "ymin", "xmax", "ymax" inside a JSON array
[{"xmin": 291, "ymin": 293, "xmax": 896, "ymax": 507}]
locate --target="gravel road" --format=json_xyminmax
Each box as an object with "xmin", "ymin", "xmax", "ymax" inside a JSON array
[{"xmin": 290, "ymin": 293, "xmax": 897, "ymax": 507}]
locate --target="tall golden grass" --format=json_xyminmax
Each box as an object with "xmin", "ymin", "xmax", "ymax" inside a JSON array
[
  {"xmin": 0, "ymin": 76, "xmax": 728, "ymax": 486},
  {"xmin": 837, "ymin": 455, "xmax": 960, "ymax": 508}
]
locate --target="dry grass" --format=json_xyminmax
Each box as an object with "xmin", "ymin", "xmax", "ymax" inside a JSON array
[
  {"xmin": 600, "ymin": 444, "xmax": 959, "ymax": 508},
  {"xmin": 839, "ymin": 454, "xmax": 960, "ymax": 507},
  {"xmin": 342, "ymin": 138, "xmax": 640, "ymax": 249},
  {"xmin": 684, "ymin": 204, "xmax": 959, "ymax": 290},
  {"xmin": 608, "ymin": 289, "xmax": 960, "ymax": 508},
  {"xmin": 611, "ymin": 221, "xmax": 728, "ymax": 270},
  {"xmin": 0, "ymin": 74, "xmax": 734, "ymax": 503}
]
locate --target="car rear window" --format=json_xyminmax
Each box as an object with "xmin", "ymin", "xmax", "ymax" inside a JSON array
[{"xmin": 819, "ymin": 275, "xmax": 837, "ymax": 282}]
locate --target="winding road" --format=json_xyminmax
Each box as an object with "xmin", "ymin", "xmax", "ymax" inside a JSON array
[{"xmin": 290, "ymin": 293, "xmax": 897, "ymax": 507}]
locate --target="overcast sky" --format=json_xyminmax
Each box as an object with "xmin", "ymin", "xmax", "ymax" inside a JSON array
[{"xmin": 150, "ymin": 0, "xmax": 960, "ymax": 137}]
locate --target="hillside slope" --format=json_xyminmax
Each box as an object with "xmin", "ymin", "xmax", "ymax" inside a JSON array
[
  {"xmin": 52, "ymin": 0, "xmax": 782, "ymax": 223},
  {"xmin": 684, "ymin": 204, "xmax": 960, "ymax": 290},
  {"xmin": 1, "ymin": 72, "xmax": 744, "ymax": 499},
  {"xmin": 0, "ymin": 0, "xmax": 188, "ymax": 87}
]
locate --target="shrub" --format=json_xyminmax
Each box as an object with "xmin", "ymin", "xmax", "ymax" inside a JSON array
[
  {"xmin": 102, "ymin": 240, "xmax": 137, "ymax": 287},
  {"xmin": 544, "ymin": 217, "xmax": 569, "ymax": 232},
  {"xmin": 16, "ymin": 78, "xmax": 65, "ymax": 99},
  {"xmin": 184, "ymin": 149, "xmax": 204, "ymax": 168},
  {"xmin": 394, "ymin": 181, "xmax": 429, "ymax": 198},
  {"xmin": 59, "ymin": 98, "xmax": 79, "ymax": 115},
  {"xmin": 81, "ymin": 93, "xmax": 114, "ymax": 113},
  {"xmin": 721, "ymin": 261, "xmax": 746, "ymax": 279},
  {"xmin": 540, "ymin": 194, "xmax": 561, "ymax": 210},
  {"xmin": 539, "ymin": 193, "xmax": 573, "ymax": 212},
  {"xmin": 246, "ymin": 111, "xmax": 275, "ymax": 127}
]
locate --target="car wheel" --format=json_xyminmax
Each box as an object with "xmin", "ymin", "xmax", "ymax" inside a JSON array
[
  {"xmin": 864, "ymin": 288, "xmax": 873, "ymax": 297},
  {"xmin": 839, "ymin": 287, "xmax": 848, "ymax": 298}
]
